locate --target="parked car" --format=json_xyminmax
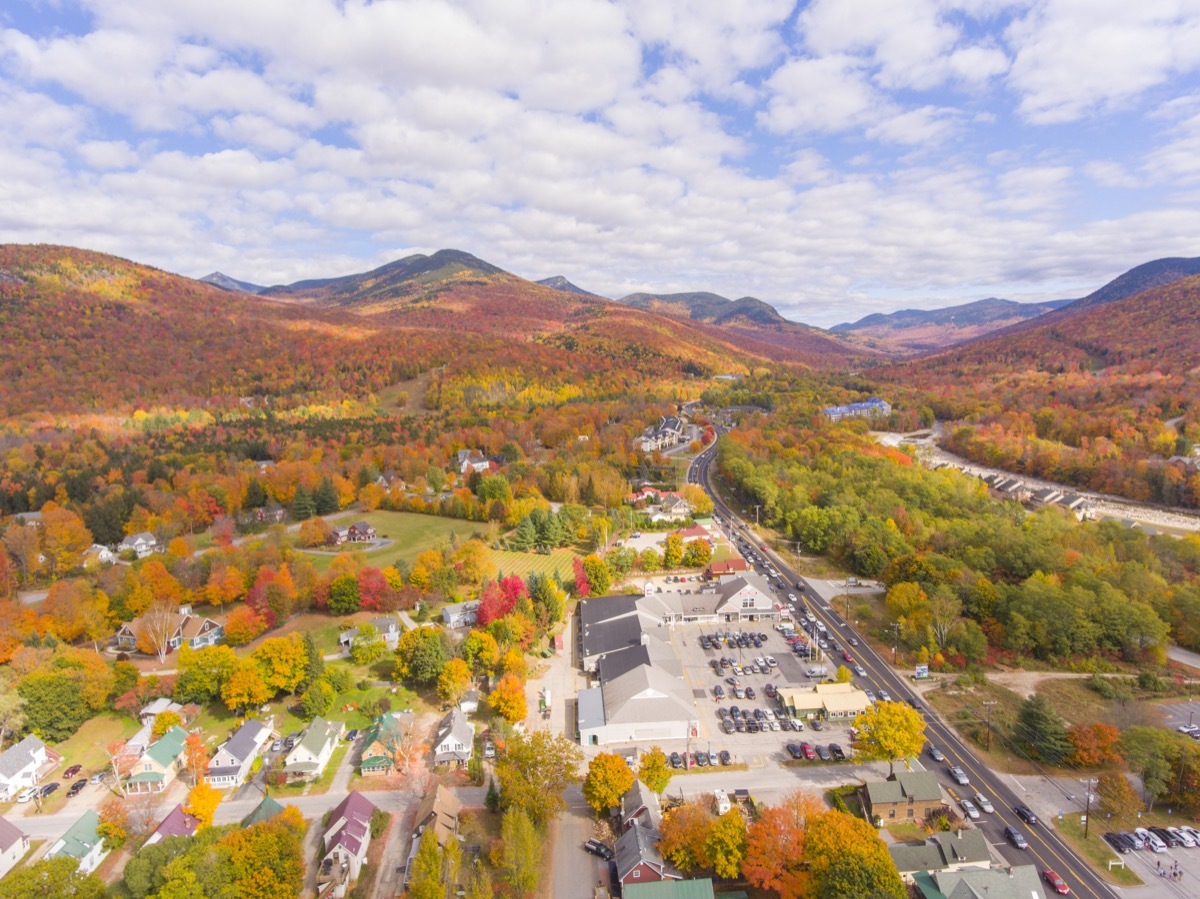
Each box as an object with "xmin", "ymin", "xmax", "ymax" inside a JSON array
[
  {"xmin": 829, "ymin": 743, "xmax": 846, "ymax": 761},
  {"xmin": 88, "ymin": 772, "xmax": 107, "ymax": 785},
  {"xmin": 1014, "ymin": 804, "xmax": 1038, "ymax": 825},
  {"xmin": 1004, "ymin": 826, "xmax": 1028, "ymax": 849},
  {"xmin": 1120, "ymin": 830, "xmax": 1145, "ymax": 851},
  {"xmin": 814, "ymin": 745, "xmax": 831, "ymax": 761},
  {"xmin": 745, "ymin": 687, "xmax": 756, "ymax": 700},
  {"xmin": 68, "ymin": 779, "xmax": 87, "ymax": 797},
  {"xmin": 584, "ymin": 839, "xmax": 614, "ymax": 860},
  {"xmin": 972, "ymin": 791, "xmax": 994, "ymax": 813},
  {"xmin": 39, "ymin": 782, "xmax": 59, "ymax": 798},
  {"xmin": 1103, "ymin": 832, "xmax": 1130, "ymax": 853},
  {"xmin": 720, "ymin": 719, "xmax": 734, "ymax": 735},
  {"xmin": 63, "ymin": 764, "xmax": 83, "ymax": 779},
  {"xmin": 1135, "ymin": 827, "xmax": 1167, "ymax": 852},
  {"xmin": 1149, "ymin": 826, "xmax": 1181, "ymax": 847},
  {"xmin": 670, "ymin": 752, "xmax": 683, "ymax": 769},
  {"xmin": 799, "ymin": 742, "xmax": 816, "ymax": 760},
  {"xmin": 1041, "ymin": 869, "xmax": 1070, "ymax": 895},
  {"xmin": 15, "ymin": 787, "xmax": 37, "ymax": 803},
  {"xmin": 714, "ymin": 685, "xmax": 725, "ymax": 700},
  {"xmin": 483, "ymin": 741, "xmax": 496, "ymax": 759},
  {"xmin": 1167, "ymin": 826, "xmax": 1196, "ymax": 848},
  {"xmin": 694, "ymin": 751, "xmax": 709, "ymax": 767},
  {"xmin": 948, "ymin": 765, "xmax": 969, "ymax": 786},
  {"xmin": 810, "ymin": 718, "xmax": 824, "ymax": 731},
  {"xmin": 344, "ymin": 729, "xmax": 359, "ymax": 742},
  {"xmin": 718, "ymin": 750, "xmax": 732, "ymax": 766}
]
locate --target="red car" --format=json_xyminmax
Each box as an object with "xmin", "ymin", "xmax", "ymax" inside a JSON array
[
  {"xmin": 842, "ymin": 651, "xmax": 854, "ymax": 663},
  {"xmin": 1041, "ymin": 869, "xmax": 1069, "ymax": 895}
]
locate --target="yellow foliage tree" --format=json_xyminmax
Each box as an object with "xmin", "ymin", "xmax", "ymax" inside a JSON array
[
  {"xmin": 184, "ymin": 782, "xmax": 221, "ymax": 829},
  {"xmin": 489, "ymin": 673, "xmax": 527, "ymax": 724},
  {"xmin": 852, "ymin": 700, "xmax": 926, "ymax": 776}
]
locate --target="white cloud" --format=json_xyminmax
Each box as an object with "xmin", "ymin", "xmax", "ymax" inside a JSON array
[{"xmin": 760, "ymin": 54, "xmax": 884, "ymax": 134}]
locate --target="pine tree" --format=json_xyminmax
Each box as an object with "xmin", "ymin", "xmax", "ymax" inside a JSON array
[
  {"xmin": 511, "ymin": 516, "xmax": 537, "ymax": 551},
  {"xmin": 292, "ymin": 486, "xmax": 315, "ymax": 521},
  {"xmin": 299, "ymin": 633, "xmax": 324, "ymax": 692},
  {"xmin": 486, "ymin": 776, "xmax": 500, "ymax": 813},
  {"xmin": 1015, "ymin": 694, "xmax": 1071, "ymax": 765},
  {"xmin": 313, "ymin": 478, "xmax": 339, "ymax": 515},
  {"xmin": 244, "ymin": 480, "xmax": 267, "ymax": 509}
]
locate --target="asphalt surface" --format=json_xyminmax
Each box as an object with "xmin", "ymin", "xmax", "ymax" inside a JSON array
[{"xmin": 689, "ymin": 429, "xmax": 1122, "ymax": 899}]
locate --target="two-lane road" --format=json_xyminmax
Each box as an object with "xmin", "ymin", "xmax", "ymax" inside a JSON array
[{"xmin": 688, "ymin": 431, "xmax": 1120, "ymax": 899}]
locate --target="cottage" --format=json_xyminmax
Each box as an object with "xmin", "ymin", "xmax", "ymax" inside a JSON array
[
  {"xmin": 125, "ymin": 726, "xmax": 189, "ymax": 794},
  {"xmin": 283, "ymin": 717, "xmax": 342, "ymax": 781},
  {"xmin": 119, "ymin": 531, "xmax": 162, "ymax": 558},
  {"xmin": 863, "ymin": 771, "xmax": 944, "ymax": 823},
  {"xmin": 359, "ymin": 712, "xmax": 414, "ymax": 777},
  {"xmin": 338, "ymin": 617, "xmax": 401, "ymax": 651},
  {"xmin": 458, "ymin": 689, "xmax": 480, "ymax": 715},
  {"xmin": 46, "ymin": 809, "xmax": 109, "ymax": 874},
  {"xmin": 144, "ymin": 804, "xmax": 201, "ymax": 847},
  {"xmin": 138, "ymin": 698, "xmax": 185, "ymax": 726},
  {"xmin": 441, "ymin": 600, "xmax": 480, "ymax": 629},
  {"xmin": 82, "ymin": 543, "xmax": 118, "ymax": 566},
  {"xmin": 319, "ymin": 791, "xmax": 377, "ymax": 898},
  {"xmin": 0, "ymin": 735, "xmax": 48, "ymax": 802},
  {"xmin": 615, "ymin": 820, "xmax": 681, "ymax": 887},
  {"xmin": 114, "ymin": 605, "xmax": 224, "ymax": 655},
  {"xmin": 413, "ymin": 784, "xmax": 461, "ymax": 847},
  {"xmin": 348, "ymin": 521, "xmax": 377, "ymax": 542},
  {"xmin": 0, "ymin": 817, "xmax": 29, "ymax": 881},
  {"xmin": 205, "ymin": 719, "xmax": 272, "ymax": 787},
  {"xmin": 432, "ymin": 708, "xmax": 474, "ymax": 766}
]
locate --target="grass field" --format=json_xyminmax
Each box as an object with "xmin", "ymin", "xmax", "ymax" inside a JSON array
[
  {"xmin": 300, "ymin": 511, "xmax": 488, "ymax": 573},
  {"xmin": 54, "ymin": 712, "xmax": 143, "ymax": 776},
  {"xmin": 490, "ymin": 547, "xmax": 582, "ymax": 580}
]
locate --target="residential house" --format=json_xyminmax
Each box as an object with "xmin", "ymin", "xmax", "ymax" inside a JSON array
[
  {"xmin": 912, "ymin": 865, "xmax": 1049, "ymax": 899},
  {"xmin": 330, "ymin": 527, "xmax": 352, "ymax": 545},
  {"xmin": 625, "ymin": 880, "xmax": 716, "ymax": 899},
  {"xmin": 889, "ymin": 829, "xmax": 991, "ymax": 883},
  {"xmin": 139, "ymin": 698, "xmax": 185, "ymax": 726},
  {"xmin": 359, "ymin": 712, "xmax": 414, "ymax": 777},
  {"xmin": 13, "ymin": 511, "xmax": 42, "ymax": 527},
  {"xmin": 46, "ymin": 809, "xmax": 108, "ymax": 874},
  {"xmin": 82, "ymin": 543, "xmax": 118, "ymax": 566},
  {"xmin": 206, "ymin": 719, "xmax": 272, "ymax": 788},
  {"xmin": 619, "ymin": 780, "xmax": 662, "ymax": 831},
  {"xmin": 456, "ymin": 449, "xmax": 491, "ymax": 474},
  {"xmin": 441, "ymin": 600, "xmax": 480, "ymax": 629},
  {"xmin": 863, "ymin": 771, "xmax": 944, "ymax": 823},
  {"xmin": 319, "ymin": 791, "xmax": 377, "ymax": 898},
  {"xmin": 413, "ymin": 784, "xmax": 462, "ymax": 847},
  {"xmin": 118, "ymin": 531, "xmax": 162, "ymax": 558},
  {"xmin": 432, "ymin": 708, "xmax": 473, "ymax": 766},
  {"xmin": 650, "ymin": 493, "xmax": 692, "ymax": 523},
  {"xmin": 283, "ymin": 717, "xmax": 342, "ymax": 781},
  {"xmin": 144, "ymin": 804, "xmax": 201, "ymax": 847},
  {"xmin": 704, "ymin": 558, "xmax": 749, "ymax": 579},
  {"xmin": 125, "ymin": 726, "xmax": 189, "ymax": 794},
  {"xmin": 0, "ymin": 735, "xmax": 48, "ymax": 802},
  {"xmin": 347, "ymin": 521, "xmax": 377, "ymax": 542},
  {"xmin": 458, "ymin": 689, "xmax": 480, "ymax": 715},
  {"xmin": 242, "ymin": 795, "xmax": 285, "ymax": 827},
  {"xmin": 114, "ymin": 605, "xmax": 224, "ymax": 655},
  {"xmin": 614, "ymin": 820, "xmax": 681, "ymax": 887},
  {"xmin": 338, "ymin": 617, "xmax": 401, "ymax": 652},
  {"xmin": 0, "ymin": 817, "xmax": 29, "ymax": 881}
]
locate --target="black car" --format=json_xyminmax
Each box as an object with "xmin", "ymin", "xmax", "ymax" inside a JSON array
[
  {"xmin": 714, "ymin": 685, "xmax": 725, "ymax": 700},
  {"xmin": 764, "ymin": 683, "xmax": 776, "ymax": 698},
  {"xmin": 344, "ymin": 729, "xmax": 359, "ymax": 742},
  {"xmin": 1103, "ymin": 832, "xmax": 1130, "ymax": 854},
  {"xmin": 694, "ymin": 751, "xmax": 709, "ymax": 767},
  {"xmin": 734, "ymin": 719, "xmax": 747, "ymax": 733},
  {"xmin": 1150, "ymin": 826, "xmax": 1181, "ymax": 847},
  {"xmin": 1014, "ymin": 804, "xmax": 1038, "ymax": 825},
  {"xmin": 39, "ymin": 782, "xmax": 60, "ymax": 798},
  {"xmin": 829, "ymin": 743, "xmax": 846, "ymax": 761},
  {"xmin": 720, "ymin": 719, "xmax": 733, "ymax": 734},
  {"xmin": 584, "ymin": 839, "xmax": 614, "ymax": 860},
  {"xmin": 669, "ymin": 751, "xmax": 683, "ymax": 769},
  {"xmin": 814, "ymin": 745, "xmax": 831, "ymax": 761},
  {"xmin": 745, "ymin": 686, "xmax": 757, "ymax": 700},
  {"xmin": 68, "ymin": 779, "xmax": 87, "ymax": 797},
  {"xmin": 1004, "ymin": 826, "xmax": 1028, "ymax": 849},
  {"xmin": 786, "ymin": 742, "xmax": 805, "ymax": 760},
  {"xmin": 746, "ymin": 718, "xmax": 760, "ymax": 733},
  {"xmin": 718, "ymin": 750, "xmax": 732, "ymax": 766}
]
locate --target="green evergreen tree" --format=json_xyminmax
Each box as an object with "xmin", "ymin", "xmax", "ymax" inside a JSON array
[
  {"xmin": 511, "ymin": 516, "xmax": 538, "ymax": 551},
  {"xmin": 1015, "ymin": 694, "xmax": 1072, "ymax": 765},
  {"xmin": 244, "ymin": 480, "xmax": 267, "ymax": 509},
  {"xmin": 292, "ymin": 485, "xmax": 315, "ymax": 521},
  {"xmin": 313, "ymin": 478, "xmax": 339, "ymax": 515},
  {"xmin": 300, "ymin": 632, "xmax": 324, "ymax": 693},
  {"xmin": 486, "ymin": 776, "xmax": 500, "ymax": 812}
]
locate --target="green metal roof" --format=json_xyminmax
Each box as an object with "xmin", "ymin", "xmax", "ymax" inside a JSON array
[
  {"xmin": 241, "ymin": 795, "xmax": 285, "ymax": 827},
  {"xmin": 144, "ymin": 725, "xmax": 188, "ymax": 769},
  {"xmin": 52, "ymin": 809, "xmax": 102, "ymax": 860},
  {"xmin": 624, "ymin": 879, "xmax": 715, "ymax": 899}
]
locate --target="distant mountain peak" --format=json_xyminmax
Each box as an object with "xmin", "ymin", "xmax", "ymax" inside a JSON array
[
  {"xmin": 616, "ymin": 291, "xmax": 789, "ymax": 327},
  {"xmin": 200, "ymin": 272, "xmax": 266, "ymax": 294},
  {"xmin": 1069, "ymin": 256, "xmax": 1200, "ymax": 310},
  {"xmin": 536, "ymin": 275, "xmax": 602, "ymax": 298}
]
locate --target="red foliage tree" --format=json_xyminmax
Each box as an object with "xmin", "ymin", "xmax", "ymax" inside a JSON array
[{"xmin": 573, "ymin": 556, "xmax": 590, "ymax": 598}]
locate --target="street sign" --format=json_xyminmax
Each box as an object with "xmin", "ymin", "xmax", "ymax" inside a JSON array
[{"xmin": 915, "ymin": 664, "xmax": 930, "ymax": 680}]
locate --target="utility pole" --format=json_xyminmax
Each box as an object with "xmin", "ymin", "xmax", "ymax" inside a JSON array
[
  {"xmin": 753, "ymin": 504, "xmax": 761, "ymax": 526},
  {"xmin": 983, "ymin": 701, "xmax": 997, "ymax": 752},
  {"xmin": 1082, "ymin": 776, "xmax": 1095, "ymax": 838}
]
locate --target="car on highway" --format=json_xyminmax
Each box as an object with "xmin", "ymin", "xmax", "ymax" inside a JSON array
[
  {"xmin": 584, "ymin": 839, "xmax": 614, "ymax": 860},
  {"xmin": 959, "ymin": 798, "xmax": 980, "ymax": 820},
  {"xmin": 1004, "ymin": 826, "xmax": 1028, "ymax": 849},
  {"xmin": 1041, "ymin": 869, "xmax": 1070, "ymax": 894},
  {"xmin": 842, "ymin": 651, "xmax": 854, "ymax": 663},
  {"xmin": 864, "ymin": 689, "xmax": 877, "ymax": 703},
  {"xmin": 63, "ymin": 764, "xmax": 83, "ymax": 779},
  {"xmin": 972, "ymin": 792, "xmax": 993, "ymax": 813},
  {"xmin": 877, "ymin": 689, "xmax": 892, "ymax": 702},
  {"xmin": 948, "ymin": 765, "xmax": 969, "ymax": 786},
  {"xmin": 853, "ymin": 664, "xmax": 867, "ymax": 676},
  {"xmin": 926, "ymin": 745, "xmax": 944, "ymax": 762},
  {"xmin": 848, "ymin": 636, "xmax": 859, "ymax": 646},
  {"xmin": 1014, "ymin": 804, "xmax": 1038, "ymax": 825}
]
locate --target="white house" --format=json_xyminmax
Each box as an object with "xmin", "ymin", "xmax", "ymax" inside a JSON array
[
  {"xmin": 338, "ymin": 617, "xmax": 401, "ymax": 651},
  {"xmin": 0, "ymin": 817, "xmax": 29, "ymax": 881},
  {"xmin": 441, "ymin": 600, "xmax": 480, "ymax": 629},
  {"xmin": 82, "ymin": 544, "xmax": 118, "ymax": 566},
  {"xmin": 456, "ymin": 450, "xmax": 491, "ymax": 474},
  {"xmin": 433, "ymin": 707, "xmax": 473, "ymax": 766},
  {"xmin": 47, "ymin": 809, "xmax": 109, "ymax": 874},
  {"xmin": 0, "ymin": 735, "xmax": 48, "ymax": 802},
  {"xmin": 283, "ymin": 717, "xmax": 341, "ymax": 781},
  {"xmin": 205, "ymin": 719, "xmax": 272, "ymax": 788},
  {"xmin": 118, "ymin": 531, "xmax": 162, "ymax": 558},
  {"xmin": 318, "ymin": 791, "xmax": 378, "ymax": 898}
]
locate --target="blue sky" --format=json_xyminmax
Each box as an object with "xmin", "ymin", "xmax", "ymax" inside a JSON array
[{"xmin": 2, "ymin": 0, "xmax": 1199, "ymax": 327}]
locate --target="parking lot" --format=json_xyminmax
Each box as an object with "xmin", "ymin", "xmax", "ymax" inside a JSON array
[{"xmin": 670, "ymin": 616, "xmax": 860, "ymax": 768}]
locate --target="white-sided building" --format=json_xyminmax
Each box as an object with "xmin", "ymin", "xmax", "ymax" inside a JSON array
[{"xmin": 205, "ymin": 719, "xmax": 273, "ymax": 788}]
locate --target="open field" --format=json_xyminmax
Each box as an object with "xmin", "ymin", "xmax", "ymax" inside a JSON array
[
  {"xmin": 54, "ymin": 712, "xmax": 143, "ymax": 777},
  {"xmin": 490, "ymin": 547, "xmax": 582, "ymax": 580},
  {"xmin": 301, "ymin": 511, "xmax": 488, "ymax": 573}
]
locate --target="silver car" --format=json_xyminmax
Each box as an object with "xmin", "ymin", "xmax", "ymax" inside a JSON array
[{"xmin": 959, "ymin": 798, "xmax": 980, "ymax": 820}]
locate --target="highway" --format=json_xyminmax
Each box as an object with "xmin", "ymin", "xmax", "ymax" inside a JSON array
[{"xmin": 688, "ymin": 428, "xmax": 1122, "ymax": 899}]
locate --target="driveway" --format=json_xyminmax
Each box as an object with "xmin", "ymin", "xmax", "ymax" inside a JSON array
[{"xmin": 551, "ymin": 786, "xmax": 604, "ymax": 899}]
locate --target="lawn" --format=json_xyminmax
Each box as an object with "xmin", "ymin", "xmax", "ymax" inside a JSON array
[
  {"xmin": 300, "ymin": 512, "xmax": 488, "ymax": 573},
  {"xmin": 270, "ymin": 742, "xmax": 350, "ymax": 797},
  {"xmin": 1055, "ymin": 815, "xmax": 1143, "ymax": 886},
  {"xmin": 54, "ymin": 712, "xmax": 143, "ymax": 777},
  {"xmin": 489, "ymin": 547, "xmax": 582, "ymax": 581},
  {"xmin": 885, "ymin": 822, "xmax": 928, "ymax": 842}
]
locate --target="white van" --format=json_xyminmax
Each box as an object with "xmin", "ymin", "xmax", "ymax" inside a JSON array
[{"xmin": 713, "ymin": 789, "xmax": 731, "ymax": 815}]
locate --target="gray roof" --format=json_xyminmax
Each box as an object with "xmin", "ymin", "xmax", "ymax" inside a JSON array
[
  {"xmin": 615, "ymin": 821, "xmax": 677, "ymax": 882},
  {"xmin": 620, "ymin": 780, "xmax": 662, "ymax": 830},
  {"xmin": 579, "ymin": 595, "xmax": 644, "ymax": 659},
  {"xmin": 0, "ymin": 734, "xmax": 45, "ymax": 779},
  {"xmin": 434, "ymin": 707, "xmax": 473, "ymax": 760},
  {"xmin": 218, "ymin": 719, "xmax": 270, "ymax": 764},
  {"xmin": 914, "ymin": 864, "xmax": 1047, "ymax": 899},
  {"xmin": 889, "ymin": 829, "xmax": 990, "ymax": 875},
  {"xmin": 0, "ymin": 816, "xmax": 27, "ymax": 853},
  {"xmin": 601, "ymin": 663, "xmax": 694, "ymax": 727},
  {"xmin": 866, "ymin": 771, "xmax": 943, "ymax": 806},
  {"xmin": 297, "ymin": 717, "xmax": 340, "ymax": 758},
  {"xmin": 577, "ymin": 687, "xmax": 606, "ymax": 732}
]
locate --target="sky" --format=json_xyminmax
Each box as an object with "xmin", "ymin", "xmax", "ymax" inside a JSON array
[{"xmin": 2, "ymin": 1, "xmax": 1200, "ymax": 327}]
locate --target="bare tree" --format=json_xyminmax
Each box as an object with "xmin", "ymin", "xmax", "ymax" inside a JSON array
[
  {"xmin": 135, "ymin": 597, "xmax": 181, "ymax": 664},
  {"xmin": 126, "ymin": 792, "xmax": 166, "ymax": 837},
  {"xmin": 99, "ymin": 738, "xmax": 139, "ymax": 795}
]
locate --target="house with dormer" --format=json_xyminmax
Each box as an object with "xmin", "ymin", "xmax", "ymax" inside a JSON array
[
  {"xmin": 125, "ymin": 726, "xmax": 189, "ymax": 795},
  {"xmin": 118, "ymin": 531, "xmax": 162, "ymax": 558},
  {"xmin": 205, "ymin": 719, "xmax": 272, "ymax": 788},
  {"xmin": 283, "ymin": 717, "xmax": 341, "ymax": 781},
  {"xmin": 432, "ymin": 708, "xmax": 473, "ymax": 766},
  {"xmin": 46, "ymin": 809, "xmax": 108, "ymax": 874},
  {"xmin": 319, "ymin": 791, "xmax": 377, "ymax": 898},
  {"xmin": 0, "ymin": 817, "xmax": 29, "ymax": 881},
  {"xmin": 0, "ymin": 735, "xmax": 49, "ymax": 802},
  {"xmin": 115, "ymin": 605, "xmax": 223, "ymax": 655}
]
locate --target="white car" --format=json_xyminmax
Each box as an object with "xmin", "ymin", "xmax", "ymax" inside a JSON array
[
  {"xmin": 806, "ymin": 612, "xmax": 816, "ymax": 622},
  {"xmin": 1136, "ymin": 827, "xmax": 1167, "ymax": 853},
  {"xmin": 878, "ymin": 689, "xmax": 892, "ymax": 702},
  {"xmin": 483, "ymin": 741, "xmax": 496, "ymax": 759},
  {"xmin": 853, "ymin": 665, "xmax": 867, "ymax": 676},
  {"xmin": 788, "ymin": 593, "xmax": 797, "ymax": 602},
  {"xmin": 754, "ymin": 656, "xmax": 767, "ymax": 668},
  {"xmin": 973, "ymin": 792, "xmax": 994, "ymax": 813},
  {"xmin": 1168, "ymin": 826, "xmax": 1197, "ymax": 848},
  {"xmin": 815, "ymin": 621, "xmax": 827, "ymax": 633},
  {"xmin": 765, "ymin": 655, "xmax": 778, "ymax": 667},
  {"xmin": 16, "ymin": 786, "xmax": 37, "ymax": 803},
  {"xmin": 948, "ymin": 766, "xmax": 970, "ymax": 786},
  {"xmin": 959, "ymin": 798, "xmax": 980, "ymax": 820},
  {"xmin": 864, "ymin": 690, "xmax": 877, "ymax": 703}
]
